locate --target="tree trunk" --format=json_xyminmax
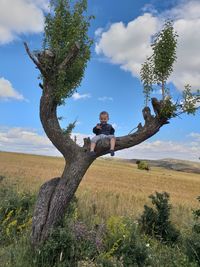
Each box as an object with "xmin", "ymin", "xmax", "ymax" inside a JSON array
[{"xmin": 31, "ymin": 155, "xmax": 94, "ymax": 246}]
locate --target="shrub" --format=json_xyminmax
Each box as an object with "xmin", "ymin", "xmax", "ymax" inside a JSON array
[
  {"xmin": 103, "ymin": 216, "xmax": 150, "ymax": 266},
  {"xmin": 185, "ymin": 196, "xmax": 200, "ymax": 265},
  {"xmin": 136, "ymin": 160, "xmax": 150, "ymax": 171},
  {"xmin": 0, "ymin": 175, "xmax": 5, "ymax": 182},
  {"xmin": 0, "ymin": 186, "xmax": 35, "ymax": 245},
  {"xmin": 148, "ymin": 239, "xmax": 198, "ymax": 267},
  {"xmin": 139, "ymin": 192, "xmax": 180, "ymax": 244},
  {"xmin": 118, "ymin": 223, "xmax": 150, "ymax": 266},
  {"xmin": 97, "ymin": 255, "xmax": 123, "ymax": 267},
  {"xmin": 34, "ymin": 222, "xmax": 77, "ymax": 267}
]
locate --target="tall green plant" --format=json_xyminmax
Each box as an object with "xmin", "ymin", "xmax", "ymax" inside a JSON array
[
  {"xmin": 185, "ymin": 196, "xmax": 200, "ymax": 265},
  {"xmin": 140, "ymin": 20, "xmax": 178, "ymax": 104},
  {"xmin": 139, "ymin": 192, "xmax": 180, "ymax": 244},
  {"xmin": 152, "ymin": 20, "xmax": 178, "ymax": 100},
  {"xmin": 140, "ymin": 58, "xmax": 154, "ymax": 106}
]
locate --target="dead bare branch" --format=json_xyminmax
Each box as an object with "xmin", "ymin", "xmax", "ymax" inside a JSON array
[{"xmin": 24, "ymin": 42, "xmax": 45, "ymax": 75}]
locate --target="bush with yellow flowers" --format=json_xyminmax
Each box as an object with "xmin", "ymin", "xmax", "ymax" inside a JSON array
[{"xmin": 0, "ymin": 186, "xmax": 35, "ymax": 245}]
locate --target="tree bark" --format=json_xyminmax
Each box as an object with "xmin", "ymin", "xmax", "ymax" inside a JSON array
[{"xmin": 31, "ymin": 156, "xmax": 94, "ymax": 246}]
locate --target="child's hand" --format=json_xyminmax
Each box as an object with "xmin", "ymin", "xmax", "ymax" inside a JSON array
[{"xmin": 96, "ymin": 124, "xmax": 101, "ymax": 129}]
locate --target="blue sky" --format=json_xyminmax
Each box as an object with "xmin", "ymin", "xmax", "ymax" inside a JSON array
[{"xmin": 0, "ymin": 0, "xmax": 200, "ymax": 161}]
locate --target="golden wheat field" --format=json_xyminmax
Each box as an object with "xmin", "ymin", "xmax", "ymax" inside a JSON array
[{"xmin": 0, "ymin": 151, "xmax": 200, "ymax": 229}]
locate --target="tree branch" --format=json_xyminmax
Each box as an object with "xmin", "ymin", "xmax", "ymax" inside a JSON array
[
  {"xmin": 24, "ymin": 42, "xmax": 45, "ymax": 75},
  {"xmin": 40, "ymin": 85, "xmax": 81, "ymax": 162},
  {"xmin": 58, "ymin": 42, "xmax": 80, "ymax": 71},
  {"xmin": 90, "ymin": 104, "xmax": 169, "ymax": 157}
]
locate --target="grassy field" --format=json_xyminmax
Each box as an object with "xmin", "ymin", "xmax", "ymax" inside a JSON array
[{"xmin": 0, "ymin": 151, "xmax": 199, "ymax": 229}]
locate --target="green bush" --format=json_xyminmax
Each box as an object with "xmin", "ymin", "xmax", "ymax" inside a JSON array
[
  {"xmin": 148, "ymin": 239, "xmax": 198, "ymax": 267},
  {"xmin": 2, "ymin": 196, "xmax": 79, "ymax": 267},
  {"xmin": 118, "ymin": 223, "xmax": 149, "ymax": 266},
  {"xmin": 0, "ymin": 186, "xmax": 35, "ymax": 245},
  {"xmin": 139, "ymin": 192, "xmax": 180, "ymax": 244},
  {"xmin": 34, "ymin": 222, "xmax": 77, "ymax": 267},
  {"xmin": 102, "ymin": 216, "xmax": 150, "ymax": 267},
  {"xmin": 185, "ymin": 196, "xmax": 200, "ymax": 265},
  {"xmin": 136, "ymin": 160, "xmax": 150, "ymax": 171},
  {"xmin": 0, "ymin": 175, "xmax": 5, "ymax": 182},
  {"xmin": 96, "ymin": 255, "xmax": 123, "ymax": 267}
]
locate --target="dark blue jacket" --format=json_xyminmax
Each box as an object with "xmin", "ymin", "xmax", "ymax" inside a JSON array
[{"xmin": 93, "ymin": 123, "xmax": 115, "ymax": 136}]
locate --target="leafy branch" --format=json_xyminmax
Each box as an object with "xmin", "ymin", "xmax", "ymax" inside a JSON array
[{"xmin": 140, "ymin": 20, "xmax": 200, "ymax": 119}]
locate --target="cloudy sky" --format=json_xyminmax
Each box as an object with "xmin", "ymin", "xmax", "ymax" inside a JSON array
[{"xmin": 0, "ymin": 0, "xmax": 200, "ymax": 161}]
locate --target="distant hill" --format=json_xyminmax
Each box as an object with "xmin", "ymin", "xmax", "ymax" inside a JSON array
[{"xmin": 127, "ymin": 158, "xmax": 200, "ymax": 174}]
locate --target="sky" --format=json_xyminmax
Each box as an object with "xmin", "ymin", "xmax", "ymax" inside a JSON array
[{"xmin": 0, "ymin": 0, "xmax": 200, "ymax": 161}]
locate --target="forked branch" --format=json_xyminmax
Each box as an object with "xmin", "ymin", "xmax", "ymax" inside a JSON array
[
  {"xmin": 24, "ymin": 42, "xmax": 46, "ymax": 76},
  {"xmin": 59, "ymin": 42, "xmax": 80, "ymax": 70}
]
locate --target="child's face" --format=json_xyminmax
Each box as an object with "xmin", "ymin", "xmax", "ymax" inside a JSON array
[{"xmin": 100, "ymin": 114, "xmax": 108, "ymax": 124}]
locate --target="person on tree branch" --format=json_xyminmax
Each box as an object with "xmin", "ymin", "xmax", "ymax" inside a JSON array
[{"xmin": 90, "ymin": 111, "xmax": 116, "ymax": 156}]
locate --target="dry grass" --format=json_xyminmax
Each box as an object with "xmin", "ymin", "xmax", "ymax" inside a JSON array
[{"xmin": 0, "ymin": 151, "xmax": 199, "ymax": 228}]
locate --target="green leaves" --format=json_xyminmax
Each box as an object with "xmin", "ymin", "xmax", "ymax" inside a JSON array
[
  {"xmin": 43, "ymin": 0, "xmax": 93, "ymax": 105},
  {"xmin": 140, "ymin": 20, "xmax": 200, "ymax": 118},
  {"xmin": 62, "ymin": 120, "xmax": 77, "ymax": 137},
  {"xmin": 182, "ymin": 85, "xmax": 200, "ymax": 115},
  {"xmin": 152, "ymin": 20, "xmax": 178, "ymax": 99},
  {"xmin": 140, "ymin": 20, "xmax": 178, "ymax": 104},
  {"xmin": 139, "ymin": 192, "xmax": 180, "ymax": 244},
  {"xmin": 140, "ymin": 58, "xmax": 154, "ymax": 106}
]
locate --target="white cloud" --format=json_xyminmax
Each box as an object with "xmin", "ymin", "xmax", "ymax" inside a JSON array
[
  {"xmin": 116, "ymin": 138, "xmax": 200, "ymax": 162},
  {"xmin": 98, "ymin": 96, "xmax": 113, "ymax": 101},
  {"xmin": 0, "ymin": 127, "xmax": 60, "ymax": 156},
  {"xmin": 0, "ymin": 0, "xmax": 48, "ymax": 44},
  {"xmin": 34, "ymin": 0, "xmax": 49, "ymax": 11},
  {"xmin": 95, "ymin": 13, "xmax": 159, "ymax": 77},
  {"xmin": 189, "ymin": 132, "xmax": 200, "ymax": 142},
  {"xmin": 163, "ymin": 0, "xmax": 200, "ymax": 20},
  {"xmin": 0, "ymin": 126, "xmax": 91, "ymax": 156},
  {"xmin": 0, "ymin": 77, "xmax": 25, "ymax": 100},
  {"xmin": 95, "ymin": 27, "xmax": 104, "ymax": 37},
  {"xmin": 72, "ymin": 92, "xmax": 91, "ymax": 100},
  {"xmin": 96, "ymin": 0, "xmax": 200, "ymax": 91},
  {"xmin": 141, "ymin": 3, "xmax": 158, "ymax": 15}
]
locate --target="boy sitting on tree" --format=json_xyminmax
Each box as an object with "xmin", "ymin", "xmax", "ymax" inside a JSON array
[{"xmin": 90, "ymin": 111, "xmax": 116, "ymax": 156}]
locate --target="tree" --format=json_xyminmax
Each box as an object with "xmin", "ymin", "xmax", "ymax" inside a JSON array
[{"xmin": 24, "ymin": 1, "xmax": 200, "ymax": 247}]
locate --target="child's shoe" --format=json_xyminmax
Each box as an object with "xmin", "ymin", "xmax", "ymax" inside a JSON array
[{"xmin": 110, "ymin": 150, "xmax": 115, "ymax": 156}]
